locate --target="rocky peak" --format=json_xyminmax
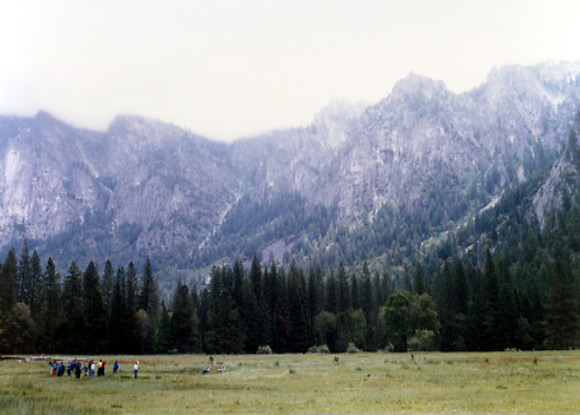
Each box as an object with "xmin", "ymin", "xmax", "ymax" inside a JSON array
[
  {"xmin": 387, "ymin": 72, "xmax": 450, "ymax": 103},
  {"xmin": 477, "ymin": 63, "xmax": 580, "ymax": 112},
  {"xmin": 314, "ymin": 98, "xmax": 367, "ymax": 126},
  {"xmin": 312, "ymin": 99, "xmax": 367, "ymax": 149}
]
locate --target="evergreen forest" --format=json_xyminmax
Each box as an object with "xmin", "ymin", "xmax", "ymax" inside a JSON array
[
  {"xmin": 1, "ymin": 201, "xmax": 579, "ymax": 355},
  {"xmin": 2, "ymin": 115, "xmax": 580, "ymax": 356}
]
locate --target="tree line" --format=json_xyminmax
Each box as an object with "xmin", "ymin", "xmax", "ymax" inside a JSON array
[{"xmin": 1, "ymin": 239, "xmax": 577, "ymax": 354}]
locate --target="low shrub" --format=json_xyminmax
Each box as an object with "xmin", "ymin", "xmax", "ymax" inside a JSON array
[
  {"xmin": 347, "ymin": 342, "xmax": 361, "ymax": 353},
  {"xmin": 308, "ymin": 344, "xmax": 330, "ymax": 353},
  {"xmin": 256, "ymin": 345, "xmax": 273, "ymax": 355}
]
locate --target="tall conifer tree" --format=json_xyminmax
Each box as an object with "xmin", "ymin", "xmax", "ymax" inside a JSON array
[
  {"xmin": 288, "ymin": 261, "xmax": 310, "ymax": 352},
  {"xmin": 0, "ymin": 249, "xmax": 17, "ymax": 315},
  {"xmin": 126, "ymin": 261, "xmax": 138, "ymax": 317},
  {"xmin": 83, "ymin": 261, "xmax": 107, "ymax": 352},
  {"xmin": 325, "ymin": 270, "xmax": 338, "ymax": 313},
  {"xmin": 109, "ymin": 266, "xmax": 128, "ymax": 353},
  {"xmin": 29, "ymin": 250, "xmax": 43, "ymax": 316},
  {"xmin": 101, "ymin": 260, "xmax": 114, "ymax": 313},
  {"xmin": 17, "ymin": 241, "xmax": 31, "ymax": 304},
  {"xmin": 42, "ymin": 257, "xmax": 60, "ymax": 352},
  {"xmin": 139, "ymin": 257, "xmax": 159, "ymax": 322},
  {"xmin": 544, "ymin": 259, "xmax": 580, "ymax": 349},
  {"xmin": 337, "ymin": 262, "xmax": 350, "ymax": 312}
]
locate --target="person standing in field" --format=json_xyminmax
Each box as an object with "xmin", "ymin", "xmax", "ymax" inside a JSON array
[
  {"xmin": 113, "ymin": 361, "xmax": 119, "ymax": 374},
  {"xmin": 90, "ymin": 360, "xmax": 96, "ymax": 378},
  {"xmin": 134, "ymin": 361, "xmax": 139, "ymax": 379}
]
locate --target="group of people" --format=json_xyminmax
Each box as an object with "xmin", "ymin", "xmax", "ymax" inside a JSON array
[
  {"xmin": 47, "ymin": 357, "xmax": 215, "ymax": 380},
  {"xmin": 49, "ymin": 359, "xmax": 122, "ymax": 378}
]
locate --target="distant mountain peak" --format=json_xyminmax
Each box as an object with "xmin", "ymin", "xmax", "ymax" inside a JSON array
[
  {"xmin": 391, "ymin": 72, "xmax": 448, "ymax": 96},
  {"xmin": 35, "ymin": 110, "xmax": 56, "ymax": 120},
  {"xmin": 314, "ymin": 98, "xmax": 367, "ymax": 126}
]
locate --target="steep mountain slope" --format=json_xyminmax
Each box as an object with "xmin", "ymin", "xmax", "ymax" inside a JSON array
[
  {"xmin": 1, "ymin": 62, "xmax": 580, "ymax": 285},
  {"xmin": 531, "ymin": 110, "xmax": 580, "ymax": 227},
  {"xmin": 0, "ymin": 113, "xmax": 242, "ymax": 270},
  {"xmin": 231, "ymin": 63, "xmax": 580, "ymax": 221},
  {"xmin": 217, "ymin": 63, "xmax": 580, "ymax": 271}
]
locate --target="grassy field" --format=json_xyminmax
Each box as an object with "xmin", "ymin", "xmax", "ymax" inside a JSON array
[{"xmin": 1, "ymin": 351, "xmax": 579, "ymax": 414}]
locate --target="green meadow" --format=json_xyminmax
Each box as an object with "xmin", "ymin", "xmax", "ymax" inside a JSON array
[{"xmin": 1, "ymin": 351, "xmax": 579, "ymax": 414}]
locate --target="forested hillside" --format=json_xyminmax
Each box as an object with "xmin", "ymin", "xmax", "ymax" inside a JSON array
[
  {"xmin": 3, "ymin": 110, "xmax": 580, "ymax": 354},
  {"xmin": 2, "ymin": 64, "xmax": 580, "ymax": 354},
  {"xmin": 1, "ymin": 63, "xmax": 580, "ymax": 289}
]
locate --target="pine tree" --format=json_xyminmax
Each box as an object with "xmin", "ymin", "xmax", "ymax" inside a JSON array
[
  {"xmin": 482, "ymin": 249, "xmax": 500, "ymax": 350},
  {"xmin": 17, "ymin": 241, "xmax": 31, "ymax": 304},
  {"xmin": 171, "ymin": 282, "xmax": 201, "ymax": 353},
  {"xmin": 287, "ymin": 261, "xmax": 310, "ymax": 352},
  {"xmin": 306, "ymin": 265, "xmax": 323, "ymax": 342},
  {"xmin": 232, "ymin": 260, "xmax": 245, "ymax": 310},
  {"xmin": 544, "ymin": 259, "xmax": 580, "ymax": 349},
  {"xmin": 380, "ymin": 270, "xmax": 392, "ymax": 306},
  {"xmin": 139, "ymin": 257, "xmax": 160, "ymax": 322},
  {"xmin": 325, "ymin": 270, "xmax": 338, "ymax": 313},
  {"xmin": 360, "ymin": 264, "xmax": 374, "ymax": 321},
  {"xmin": 361, "ymin": 262, "xmax": 377, "ymax": 349},
  {"xmin": 109, "ymin": 266, "xmax": 128, "ymax": 354},
  {"xmin": 250, "ymin": 255, "xmax": 263, "ymax": 299},
  {"xmin": 437, "ymin": 260, "xmax": 455, "ymax": 351},
  {"xmin": 41, "ymin": 257, "xmax": 61, "ymax": 352},
  {"xmin": 137, "ymin": 257, "xmax": 159, "ymax": 352},
  {"xmin": 372, "ymin": 271, "xmax": 382, "ymax": 309},
  {"xmin": 337, "ymin": 262, "xmax": 350, "ymax": 312},
  {"xmin": 126, "ymin": 261, "xmax": 138, "ymax": 317},
  {"xmin": 249, "ymin": 255, "xmax": 270, "ymax": 347},
  {"xmin": 350, "ymin": 272, "xmax": 360, "ymax": 311},
  {"xmin": 496, "ymin": 256, "xmax": 519, "ymax": 348},
  {"xmin": 30, "ymin": 250, "xmax": 43, "ymax": 317},
  {"xmin": 157, "ymin": 301, "xmax": 173, "ymax": 353},
  {"xmin": 402, "ymin": 265, "xmax": 412, "ymax": 292},
  {"xmin": 82, "ymin": 261, "xmax": 107, "ymax": 353},
  {"xmin": 101, "ymin": 260, "xmax": 114, "ymax": 314},
  {"xmin": 453, "ymin": 259, "xmax": 468, "ymax": 315},
  {"xmin": 0, "ymin": 249, "xmax": 17, "ymax": 315},
  {"xmin": 204, "ymin": 266, "xmax": 245, "ymax": 353},
  {"xmin": 59, "ymin": 261, "xmax": 84, "ymax": 353},
  {"xmin": 466, "ymin": 268, "xmax": 487, "ymax": 351},
  {"xmin": 413, "ymin": 263, "xmax": 425, "ymax": 295},
  {"xmin": 240, "ymin": 274, "xmax": 260, "ymax": 353},
  {"xmin": 124, "ymin": 261, "xmax": 139, "ymax": 353},
  {"xmin": 190, "ymin": 286, "xmax": 202, "ymax": 351},
  {"xmin": 265, "ymin": 262, "xmax": 279, "ymax": 341},
  {"xmin": 272, "ymin": 266, "xmax": 290, "ymax": 352}
]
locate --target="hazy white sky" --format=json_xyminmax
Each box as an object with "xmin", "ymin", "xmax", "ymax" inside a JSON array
[{"xmin": 1, "ymin": 0, "xmax": 580, "ymax": 141}]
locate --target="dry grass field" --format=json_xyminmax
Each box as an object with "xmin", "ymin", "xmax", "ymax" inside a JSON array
[{"xmin": 1, "ymin": 351, "xmax": 579, "ymax": 414}]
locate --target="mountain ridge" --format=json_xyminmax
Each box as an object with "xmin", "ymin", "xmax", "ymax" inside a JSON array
[{"xmin": 2, "ymin": 62, "xmax": 580, "ymax": 287}]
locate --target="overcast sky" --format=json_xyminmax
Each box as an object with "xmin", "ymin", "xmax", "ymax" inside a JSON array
[{"xmin": 1, "ymin": 0, "xmax": 580, "ymax": 142}]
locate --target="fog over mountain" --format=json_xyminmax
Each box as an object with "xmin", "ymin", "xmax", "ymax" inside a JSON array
[{"xmin": 1, "ymin": 62, "xmax": 580, "ymax": 287}]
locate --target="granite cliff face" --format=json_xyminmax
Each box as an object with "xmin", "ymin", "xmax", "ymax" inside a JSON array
[
  {"xmin": 531, "ymin": 110, "xmax": 580, "ymax": 228},
  {"xmin": 1, "ymin": 62, "xmax": 580, "ymax": 276},
  {"xmin": 232, "ymin": 63, "xmax": 580, "ymax": 219},
  {"xmin": 0, "ymin": 113, "xmax": 242, "ymax": 265}
]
